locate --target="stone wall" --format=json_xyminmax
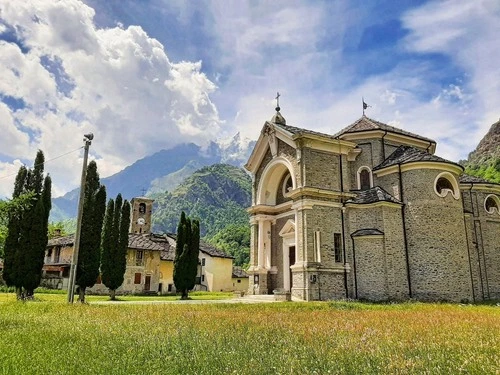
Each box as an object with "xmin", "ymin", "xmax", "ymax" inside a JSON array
[
  {"xmin": 302, "ymin": 148, "xmax": 339, "ymax": 189},
  {"xmin": 402, "ymin": 168, "xmax": 473, "ymax": 302},
  {"xmin": 462, "ymin": 187, "xmax": 500, "ymax": 300},
  {"xmin": 353, "ymin": 236, "xmax": 388, "ymax": 300}
]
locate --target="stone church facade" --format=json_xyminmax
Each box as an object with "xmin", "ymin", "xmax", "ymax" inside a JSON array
[{"xmin": 245, "ymin": 109, "xmax": 500, "ymax": 302}]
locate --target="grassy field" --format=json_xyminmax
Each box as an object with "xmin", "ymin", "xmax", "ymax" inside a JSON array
[{"xmin": 0, "ymin": 294, "xmax": 498, "ymax": 374}]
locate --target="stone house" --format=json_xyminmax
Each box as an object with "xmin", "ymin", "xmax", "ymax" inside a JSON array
[
  {"xmin": 245, "ymin": 108, "xmax": 500, "ymax": 302},
  {"xmin": 43, "ymin": 197, "xmax": 246, "ymax": 294}
]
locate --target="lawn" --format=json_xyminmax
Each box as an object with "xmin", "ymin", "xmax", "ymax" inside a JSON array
[{"xmin": 0, "ymin": 295, "xmax": 498, "ymax": 374}]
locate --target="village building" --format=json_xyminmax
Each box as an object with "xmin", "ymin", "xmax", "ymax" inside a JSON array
[
  {"xmin": 43, "ymin": 197, "xmax": 246, "ymax": 294},
  {"xmin": 245, "ymin": 107, "xmax": 500, "ymax": 302}
]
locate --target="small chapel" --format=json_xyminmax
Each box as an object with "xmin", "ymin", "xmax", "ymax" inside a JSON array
[{"xmin": 244, "ymin": 105, "xmax": 500, "ymax": 302}]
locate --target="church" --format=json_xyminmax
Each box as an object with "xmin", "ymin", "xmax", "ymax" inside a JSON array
[{"xmin": 244, "ymin": 106, "xmax": 500, "ymax": 302}]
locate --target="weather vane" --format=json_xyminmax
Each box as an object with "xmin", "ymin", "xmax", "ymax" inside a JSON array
[
  {"xmin": 275, "ymin": 92, "xmax": 281, "ymax": 111},
  {"xmin": 362, "ymin": 97, "xmax": 371, "ymax": 116}
]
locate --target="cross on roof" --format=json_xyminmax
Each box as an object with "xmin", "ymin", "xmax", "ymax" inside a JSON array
[
  {"xmin": 275, "ymin": 92, "xmax": 281, "ymax": 111},
  {"xmin": 141, "ymin": 188, "xmax": 147, "ymax": 196}
]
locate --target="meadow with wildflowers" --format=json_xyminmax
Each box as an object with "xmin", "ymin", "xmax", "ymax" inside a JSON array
[{"xmin": 0, "ymin": 294, "xmax": 498, "ymax": 374}]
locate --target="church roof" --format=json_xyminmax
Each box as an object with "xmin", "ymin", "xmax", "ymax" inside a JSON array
[
  {"xmin": 373, "ymin": 145, "xmax": 462, "ymax": 171},
  {"xmin": 351, "ymin": 228, "xmax": 384, "ymax": 237},
  {"xmin": 273, "ymin": 123, "xmax": 338, "ymax": 140},
  {"xmin": 347, "ymin": 186, "xmax": 401, "ymax": 205},
  {"xmin": 459, "ymin": 173, "xmax": 499, "ymax": 185},
  {"xmin": 335, "ymin": 115, "xmax": 435, "ymax": 144}
]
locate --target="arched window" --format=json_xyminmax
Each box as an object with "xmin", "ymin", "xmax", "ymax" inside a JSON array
[
  {"xmin": 139, "ymin": 203, "xmax": 146, "ymax": 213},
  {"xmin": 282, "ymin": 173, "xmax": 293, "ymax": 196},
  {"xmin": 357, "ymin": 167, "xmax": 373, "ymax": 190},
  {"xmin": 484, "ymin": 195, "xmax": 500, "ymax": 215},
  {"xmin": 434, "ymin": 172, "xmax": 459, "ymax": 199}
]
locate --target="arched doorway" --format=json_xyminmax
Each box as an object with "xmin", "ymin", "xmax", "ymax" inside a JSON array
[{"xmin": 279, "ymin": 219, "xmax": 296, "ymax": 292}]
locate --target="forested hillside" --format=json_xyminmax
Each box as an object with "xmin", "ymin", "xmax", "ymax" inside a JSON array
[
  {"xmin": 151, "ymin": 164, "xmax": 252, "ymax": 266},
  {"xmin": 463, "ymin": 119, "xmax": 500, "ymax": 183}
]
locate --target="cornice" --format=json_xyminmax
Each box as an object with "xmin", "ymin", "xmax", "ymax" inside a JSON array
[{"xmin": 374, "ymin": 161, "xmax": 463, "ymax": 177}]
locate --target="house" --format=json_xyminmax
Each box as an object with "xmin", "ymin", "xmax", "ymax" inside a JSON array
[
  {"xmin": 232, "ymin": 266, "xmax": 249, "ymax": 292},
  {"xmin": 43, "ymin": 197, "xmax": 247, "ymax": 294},
  {"xmin": 244, "ymin": 107, "xmax": 500, "ymax": 302}
]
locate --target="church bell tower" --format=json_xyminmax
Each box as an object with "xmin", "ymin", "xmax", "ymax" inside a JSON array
[{"xmin": 130, "ymin": 197, "xmax": 154, "ymax": 234}]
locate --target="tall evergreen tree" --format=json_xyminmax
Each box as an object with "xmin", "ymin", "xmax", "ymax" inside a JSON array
[
  {"xmin": 3, "ymin": 166, "xmax": 28, "ymax": 287},
  {"xmin": 76, "ymin": 161, "xmax": 107, "ymax": 303},
  {"xmin": 100, "ymin": 199, "xmax": 114, "ymax": 293},
  {"xmin": 101, "ymin": 194, "xmax": 130, "ymax": 300},
  {"xmin": 3, "ymin": 150, "xmax": 51, "ymax": 299},
  {"xmin": 173, "ymin": 212, "xmax": 200, "ymax": 299}
]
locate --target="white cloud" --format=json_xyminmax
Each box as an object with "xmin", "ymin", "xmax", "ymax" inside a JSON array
[
  {"xmin": 0, "ymin": 0, "xmax": 222, "ymax": 197},
  {"xmin": 402, "ymin": 0, "xmax": 500, "ymax": 141}
]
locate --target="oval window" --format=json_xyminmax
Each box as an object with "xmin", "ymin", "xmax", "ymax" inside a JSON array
[{"xmin": 485, "ymin": 195, "xmax": 499, "ymax": 214}]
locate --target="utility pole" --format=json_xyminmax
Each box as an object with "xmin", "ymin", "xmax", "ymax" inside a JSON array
[{"xmin": 67, "ymin": 133, "xmax": 93, "ymax": 303}]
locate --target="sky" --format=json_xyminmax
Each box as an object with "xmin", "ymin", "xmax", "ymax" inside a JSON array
[{"xmin": 0, "ymin": 0, "xmax": 499, "ymax": 198}]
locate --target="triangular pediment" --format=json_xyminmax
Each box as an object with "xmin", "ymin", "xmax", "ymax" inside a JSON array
[
  {"xmin": 279, "ymin": 219, "xmax": 295, "ymax": 237},
  {"xmin": 245, "ymin": 122, "xmax": 296, "ymax": 174}
]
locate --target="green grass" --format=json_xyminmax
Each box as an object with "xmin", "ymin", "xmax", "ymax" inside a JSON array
[
  {"xmin": 0, "ymin": 291, "xmax": 233, "ymax": 303},
  {"xmin": 0, "ymin": 296, "xmax": 498, "ymax": 374}
]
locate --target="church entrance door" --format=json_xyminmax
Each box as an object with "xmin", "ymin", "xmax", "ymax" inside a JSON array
[{"xmin": 289, "ymin": 246, "xmax": 296, "ymax": 289}]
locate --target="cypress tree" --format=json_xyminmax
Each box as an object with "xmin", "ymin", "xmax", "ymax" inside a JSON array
[
  {"xmin": 3, "ymin": 150, "xmax": 51, "ymax": 299},
  {"xmin": 173, "ymin": 212, "xmax": 200, "ymax": 299},
  {"xmin": 100, "ymin": 198, "xmax": 114, "ymax": 296},
  {"xmin": 187, "ymin": 219, "xmax": 200, "ymax": 291},
  {"xmin": 76, "ymin": 161, "xmax": 106, "ymax": 303},
  {"xmin": 101, "ymin": 194, "xmax": 130, "ymax": 300},
  {"xmin": 116, "ymin": 199, "xmax": 131, "ymax": 293},
  {"xmin": 3, "ymin": 166, "xmax": 28, "ymax": 288}
]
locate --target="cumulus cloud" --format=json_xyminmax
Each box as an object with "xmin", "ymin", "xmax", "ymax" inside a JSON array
[{"xmin": 0, "ymin": 0, "xmax": 221, "ymax": 197}]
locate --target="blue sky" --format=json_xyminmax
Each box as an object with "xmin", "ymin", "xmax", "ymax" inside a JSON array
[{"xmin": 0, "ymin": 0, "xmax": 499, "ymax": 197}]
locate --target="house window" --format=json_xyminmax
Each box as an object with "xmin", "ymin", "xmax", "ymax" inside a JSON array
[
  {"xmin": 134, "ymin": 273, "xmax": 141, "ymax": 284},
  {"xmin": 334, "ymin": 233, "xmax": 342, "ymax": 263},
  {"xmin": 357, "ymin": 167, "xmax": 372, "ymax": 190},
  {"xmin": 54, "ymin": 247, "xmax": 61, "ymax": 263},
  {"xmin": 434, "ymin": 172, "xmax": 459, "ymax": 199},
  {"xmin": 201, "ymin": 274, "xmax": 205, "ymax": 282},
  {"xmin": 237, "ymin": 279, "xmax": 241, "ymax": 283},
  {"xmin": 136, "ymin": 250, "xmax": 144, "ymax": 266},
  {"xmin": 201, "ymin": 258, "xmax": 206, "ymax": 266},
  {"xmin": 485, "ymin": 195, "xmax": 500, "ymax": 214}
]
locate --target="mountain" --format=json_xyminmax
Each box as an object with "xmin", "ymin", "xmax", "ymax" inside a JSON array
[
  {"xmin": 50, "ymin": 133, "xmax": 255, "ymax": 221},
  {"xmin": 151, "ymin": 163, "xmax": 251, "ymax": 238},
  {"xmin": 463, "ymin": 119, "xmax": 500, "ymax": 183}
]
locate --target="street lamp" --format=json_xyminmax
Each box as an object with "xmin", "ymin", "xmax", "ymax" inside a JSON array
[{"xmin": 67, "ymin": 133, "xmax": 93, "ymax": 303}]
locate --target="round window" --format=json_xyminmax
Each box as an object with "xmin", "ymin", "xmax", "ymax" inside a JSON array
[
  {"xmin": 434, "ymin": 172, "xmax": 458, "ymax": 199},
  {"xmin": 484, "ymin": 195, "xmax": 499, "ymax": 214}
]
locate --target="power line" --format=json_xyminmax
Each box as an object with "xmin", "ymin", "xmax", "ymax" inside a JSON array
[{"xmin": 0, "ymin": 146, "xmax": 84, "ymax": 181}]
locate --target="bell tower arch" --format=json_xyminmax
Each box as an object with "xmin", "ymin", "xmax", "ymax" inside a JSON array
[{"xmin": 130, "ymin": 197, "xmax": 154, "ymax": 234}]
